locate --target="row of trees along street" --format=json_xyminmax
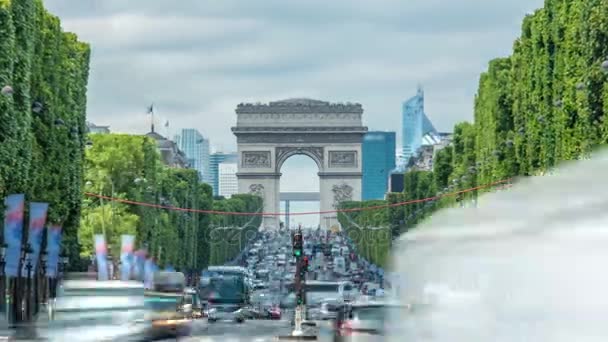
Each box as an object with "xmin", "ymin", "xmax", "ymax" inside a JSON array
[
  {"xmin": 339, "ymin": 0, "xmax": 608, "ymax": 267},
  {"xmin": 0, "ymin": 0, "xmax": 262, "ymax": 272},
  {"xmin": 81, "ymin": 134, "xmax": 263, "ymax": 272},
  {"xmin": 0, "ymin": 0, "xmax": 91, "ymax": 270}
]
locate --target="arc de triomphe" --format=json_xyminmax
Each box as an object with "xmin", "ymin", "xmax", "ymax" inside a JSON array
[{"xmin": 232, "ymin": 98, "xmax": 368, "ymax": 230}]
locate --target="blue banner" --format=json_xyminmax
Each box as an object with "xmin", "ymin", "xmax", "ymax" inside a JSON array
[
  {"xmin": 120, "ymin": 235, "xmax": 135, "ymax": 281},
  {"xmin": 22, "ymin": 202, "xmax": 49, "ymax": 277},
  {"xmin": 134, "ymin": 249, "xmax": 146, "ymax": 281},
  {"xmin": 3, "ymin": 194, "xmax": 25, "ymax": 277},
  {"xmin": 46, "ymin": 225, "xmax": 62, "ymax": 278},
  {"xmin": 144, "ymin": 258, "xmax": 154, "ymax": 289},
  {"xmin": 94, "ymin": 235, "xmax": 109, "ymax": 281}
]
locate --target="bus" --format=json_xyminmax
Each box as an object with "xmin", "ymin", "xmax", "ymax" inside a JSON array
[{"xmin": 199, "ymin": 266, "xmax": 251, "ymax": 323}]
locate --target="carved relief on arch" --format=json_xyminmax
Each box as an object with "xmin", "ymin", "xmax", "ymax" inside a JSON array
[{"xmin": 275, "ymin": 146, "xmax": 324, "ymax": 171}]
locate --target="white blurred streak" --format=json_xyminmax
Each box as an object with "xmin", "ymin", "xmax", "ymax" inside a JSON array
[{"xmin": 391, "ymin": 147, "xmax": 608, "ymax": 341}]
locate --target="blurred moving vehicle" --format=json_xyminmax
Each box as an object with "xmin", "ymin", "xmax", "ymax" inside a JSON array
[
  {"xmin": 183, "ymin": 287, "xmax": 204, "ymax": 319},
  {"xmin": 319, "ymin": 300, "xmax": 409, "ymax": 342},
  {"xmin": 144, "ymin": 271, "xmax": 193, "ymax": 340},
  {"xmin": 47, "ymin": 275, "xmax": 146, "ymax": 341},
  {"xmin": 200, "ymin": 266, "xmax": 250, "ymax": 323}
]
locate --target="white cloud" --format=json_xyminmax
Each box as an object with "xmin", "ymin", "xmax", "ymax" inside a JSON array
[{"xmin": 45, "ymin": 0, "xmax": 545, "ymax": 152}]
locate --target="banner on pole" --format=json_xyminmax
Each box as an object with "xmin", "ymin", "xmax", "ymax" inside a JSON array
[
  {"xmin": 120, "ymin": 235, "xmax": 135, "ymax": 281},
  {"xmin": 134, "ymin": 249, "xmax": 147, "ymax": 281},
  {"xmin": 143, "ymin": 258, "xmax": 154, "ymax": 289},
  {"xmin": 3, "ymin": 194, "xmax": 25, "ymax": 277},
  {"xmin": 23, "ymin": 202, "xmax": 49, "ymax": 277},
  {"xmin": 46, "ymin": 225, "xmax": 62, "ymax": 278},
  {"xmin": 94, "ymin": 234, "xmax": 109, "ymax": 281}
]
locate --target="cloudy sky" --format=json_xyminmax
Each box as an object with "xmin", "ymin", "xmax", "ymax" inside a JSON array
[{"xmin": 45, "ymin": 0, "xmax": 543, "ymax": 225}]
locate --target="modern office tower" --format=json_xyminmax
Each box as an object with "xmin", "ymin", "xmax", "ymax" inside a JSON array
[
  {"xmin": 175, "ymin": 129, "xmax": 210, "ymax": 182},
  {"xmin": 218, "ymin": 161, "xmax": 238, "ymax": 198},
  {"xmin": 401, "ymin": 86, "xmax": 437, "ymax": 169},
  {"xmin": 210, "ymin": 152, "xmax": 238, "ymax": 196},
  {"xmin": 362, "ymin": 131, "xmax": 396, "ymax": 200}
]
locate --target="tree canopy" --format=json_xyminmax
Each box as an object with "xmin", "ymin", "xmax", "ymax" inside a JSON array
[
  {"xmin": 339, "ymin": 0, "xmax": 608, "ymax": 267},
  {"xmin": 0, "ymin": 0, "xmax": 90, "ymax": 269}
]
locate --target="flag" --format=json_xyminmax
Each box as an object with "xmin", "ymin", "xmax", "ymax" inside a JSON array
[
  {"xmin": 94, "ymin": 235, "xmax": 109, "ymax": 281},
  {"xmin": 3, "ymin": 194, "xmax": 25, "ymax": 277},
  {"xmin": 134, "ymin": 249, "xmax": 147, "ymax": 281},
  {"xmin": 164, "ymin": 120, "xmax": 169, "ymax": 127},
  {"xmin": 120, "ymin": 235, "xmax": 135, "ymax": 281},
  {"xmin": 23, "ymin": 202, "xmax": 49, "ymax": 277},
  {"xmin": 46, "ymin": 225, "xmax": 62, "ymax": 278},
  {"xmin": 147, "ymin": 104, "xmax": 154, "ymax": 114}
]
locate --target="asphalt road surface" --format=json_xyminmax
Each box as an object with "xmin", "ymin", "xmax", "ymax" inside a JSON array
[{"xmin": 171, "ymin": 319, "xmax": 296, "ymax": 342}]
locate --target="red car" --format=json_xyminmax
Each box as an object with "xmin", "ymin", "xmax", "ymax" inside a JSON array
[{"xmin": 267, "ymin": 306, "xmax": 281, "ymax": 320}]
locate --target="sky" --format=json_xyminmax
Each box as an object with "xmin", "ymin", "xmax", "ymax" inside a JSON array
[{"xmin": 44, "ymin": 0, "xmax": 544, "ymax": 225}]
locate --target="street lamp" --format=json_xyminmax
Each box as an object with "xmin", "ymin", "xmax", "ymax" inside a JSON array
[
  {"xmin": 601, "ymin": 58, "xmax": 608, "ymax": 74},
  {"xmin": 20, "ymin": 243, "xmax": 33, "ymax": 322},
  {"xmin": 31, "ymin": 101, "xmax": 44, "ymax": 114},
  {"xmin": 1, "ymin": 85, "xmax": 13, "ymax": 95},
  {"xmin": 40, "ymin": 251, "xmax": 48, "ymax": 304},
  {"xmin": 86, "ymin": 175, "xmax": 115, "ymax": 238}
]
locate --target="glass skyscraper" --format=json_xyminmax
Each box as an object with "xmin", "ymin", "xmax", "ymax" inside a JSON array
[
  {"xmin": 362, "ymin": 131, "xmax": 396, "ymax": 200},
  {"xmin": 401, "ymin": 86, "xmax": 437, "ymax": 170},
  {"xmin": 210, "ymin": 152, "xmax": 238, "ymax": 196},
  {"xmin": 175, "ymin": 129, "xmax": 211, "ymax": 183}
]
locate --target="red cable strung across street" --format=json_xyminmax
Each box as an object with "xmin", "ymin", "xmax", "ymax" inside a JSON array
[{"xmin": 83, "ymin": 178, "xmax": 513, "ymax": 216}]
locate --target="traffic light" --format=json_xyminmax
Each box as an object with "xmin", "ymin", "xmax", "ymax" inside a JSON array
[
  {"xmin": 300, "ymin": 256, "xmax": 309, "ymax": 276},
  {"xmin": 296, "ymin": 290, "xmax": 304, "ymax": 305},
  {"xmin": 292, "ymin": 232, "xmax": 303, "ymax": 257}
]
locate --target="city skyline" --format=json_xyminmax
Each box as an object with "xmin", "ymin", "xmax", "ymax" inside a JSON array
[{"xmin": 45, "ymin": 0, "xmax": 544, "ymax": 152}]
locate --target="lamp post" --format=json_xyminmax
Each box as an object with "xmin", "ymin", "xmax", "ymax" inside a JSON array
[
  {"xmin": 25, "ymin": 251, "xmax": 33, "ymax": 322},
  {"xmin": 39, "ymin": 251, "xmax": 48, "ymax": 312},
  {"xmin": 17, "ymin": 243, "xmax": 33, "ymax": 323},
  {"xmin": 85, "ymin": 175, "xmax": 115, "ymax": 239}
]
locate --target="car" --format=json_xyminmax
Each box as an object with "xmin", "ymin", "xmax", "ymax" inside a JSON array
[{"xmin": 207, "ymin": 306, "xmax": 245, "ymax": 323}]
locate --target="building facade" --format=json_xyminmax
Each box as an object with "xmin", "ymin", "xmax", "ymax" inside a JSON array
[
  {"xmin": 401, "ymin": 86, "xmax": 437, "ymax": 170},
  {"xmin": 362, "ymin": 131, "xmax": 396, "ymax": 200},
  {"xmin": 86, "ymin": 122, "xmax": 110, "ymax": 134},
  {"xmin": 232, "ymin": 98, "xmax": 366, "ymax": 230},
  {"xmin": 210, "ymin": 152, "xmax": 238, "ymax": 196},
  {"xmin": 218, "ymin": 161, "xmax": 238, "ymax": 198},
  {"xmin": 175, "ymin": 129, "xmax": 211, "ymax": 183},
  {"xmin": 145, "ymin": 130, "xmax": 190, "ymax": 168}
]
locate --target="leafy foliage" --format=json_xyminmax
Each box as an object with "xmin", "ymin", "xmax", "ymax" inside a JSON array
[
  {"xmin": 0, "ymin": 0, "xmax": 90, "ymax": 270},
  {"xmin": 82, "ymin": 134, "xmax": 262, "ymax": 271},
  {"xmin": 339, "ymin": 0, "xmax": 608, "ymax": 266}
]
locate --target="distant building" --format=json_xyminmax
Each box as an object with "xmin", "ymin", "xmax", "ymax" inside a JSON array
[
  {"xmin": 210, "ymin": 152, "xmax": 238, "ymax": 196},
  {"xmin": 401, "ymin": 86, "xmax": 438, "ymax": 170},
  {"xmin": 408, "ymin": 145, "xmax": 435, "ymax": 171},
  {"xmin": 218, "ymin": 161, "xmax": 238, "ymax": 198},
  {"xmin": 86, "ymin": 122, "xmax": 110, "ymax": 134},
  {"xmin": 362, "ymin": 131, "xmax": 396, "ymax": 200},
  {"xmin": 145, "ymin": 126, "xmax": 189, "ymax": 168},
  {"xmin": 175, "ymin": 129, "xmax": 211, "ymax": 182},
  {"xmin": 389, "ymin": 173, "xmax": 405, "ymax": 193},
  {"xmin": 405, "ymin": 132, "xmax": 454, "ymax": 172}
]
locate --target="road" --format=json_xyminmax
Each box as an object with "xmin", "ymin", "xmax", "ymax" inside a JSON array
[{"xmin": 163, "ymin": 319, "xmax": 296, "ymax": 342}]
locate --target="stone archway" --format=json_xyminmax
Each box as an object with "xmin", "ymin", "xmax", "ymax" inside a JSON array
[{"xmin": 232, "ymin": 98, "xmax": 367, "ymax": 230}]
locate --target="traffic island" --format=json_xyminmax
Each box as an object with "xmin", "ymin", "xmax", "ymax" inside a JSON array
[{"xmin": 276, "ymin": 335, "xmax": 317, "ymax": 341}]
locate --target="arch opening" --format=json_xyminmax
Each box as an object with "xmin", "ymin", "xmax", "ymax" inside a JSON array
[{"xmin": 279, "ymin": 154, "xmax": 320, "ymax": 230}]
